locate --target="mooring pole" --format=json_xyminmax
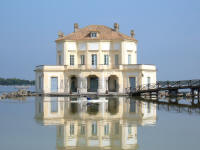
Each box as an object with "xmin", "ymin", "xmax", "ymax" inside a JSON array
[
  {"xmin": 191, "ymin": 88, "xmax": 194, "ymax": 97},
  {"xmin": 156, "ymin": 91, "xmax": 159, "ymax": 99}
]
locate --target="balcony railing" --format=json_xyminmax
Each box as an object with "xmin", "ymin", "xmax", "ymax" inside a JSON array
[{"xmin": 35, "ymin": 64, "xmax": 156, "ymax": 71}]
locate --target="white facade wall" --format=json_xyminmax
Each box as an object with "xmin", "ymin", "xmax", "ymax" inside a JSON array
[
  {"xmin": 78, "ymin": 42, "xmax": 86, "ymax": 50},
  {"xmin": 66, "ymin": 42, "xmax": 77, "ymax": 50},
  {"xmin": 113, "ymin": 42, "xmax": 120, "ymax": 50},
  {"xmin": 58, "ymin": 40, "xmax": 137, "ymax": 66},
  {"xmin": 41, "ymin": 71, "xmax": 64, "ymax": 93},
  {"xmin": 101, "ymin": 42, "xmax": 111, "ymax": 50},
  {"xmin": 141, "ymin": 71, "xmax": 157, "ymax": 85},
  {"xmin": 88, "ymin": 42, "xmax": 99, "ymax": 50}
]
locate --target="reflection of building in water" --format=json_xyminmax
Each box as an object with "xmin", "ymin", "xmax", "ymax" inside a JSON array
[{"xmin": 35, "ymin": 96, "xmax": 156, "ymax": 150}]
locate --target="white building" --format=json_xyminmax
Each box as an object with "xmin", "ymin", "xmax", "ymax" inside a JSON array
[{"xmin": 35, "ymin": 23, "xmax": 156, "ymax": 94}]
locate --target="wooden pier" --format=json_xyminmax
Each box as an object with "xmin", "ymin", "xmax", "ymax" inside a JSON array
[{"xmin": 129, "ymin": 79, "xmax": 200, "ymax": 98}]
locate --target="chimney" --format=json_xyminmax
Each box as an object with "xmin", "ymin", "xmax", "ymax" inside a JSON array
[
  {"xmin": 130, "ymin": 30, "xmax": 135, "ymax": 38},
  {"xmin": 114, "ymin": 23, "xmax": 119, "ymax": 32},
  {"xmin": 74, "ymin": 23, "xmax": 79, "ymax": 32},
  {"xmin": 58, "ymin": 31, "xmax": 64, "ymax": 38}
]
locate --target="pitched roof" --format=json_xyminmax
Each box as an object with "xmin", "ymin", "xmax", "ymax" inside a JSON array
[{"xmin": 56, "ymin": 25, "xmax": 137, "ymax": 42}]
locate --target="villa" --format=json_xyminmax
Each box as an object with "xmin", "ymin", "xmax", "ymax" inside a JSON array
[{"xmin": 35, "ymin": 23, "xmax": 156, "ymax": 94}]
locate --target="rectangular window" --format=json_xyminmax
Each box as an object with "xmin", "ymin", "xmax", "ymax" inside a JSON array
[
  {"xmin": 80, "ymin": 55, "xmax": 85, "ymax": 65},
  {"xmin": 70, "ymin": 55, "xmax": 74, "ymax": 66},
  {"xmin": 80, "ymin": 124, "xmax": 85, "ymax": 135},
  {"xmin": 115, "ymin": 55, "xmax": 119, "ymax": 65},
  {"xmin": 70, "ymin": 123, "xmax": 74, "ymax": 135},
  {"xmin": 51, "ymin": 77, "xmax": 58, "ymax": 92},
  {"xmin": 104, "ymin": 55, "xmax": 109, "ymax": 65},
  {"xmin": 130, "ymin": 100, "xmax": 136, "ymax": 112},
  {"xmin": 38, "ymin": 76, "xmax": 42, "ymax": 89},
  {"xmin": 51, "ymin": 97, "xmax": 58, "ymax": 113},
  {"xmin": 104, "ymin": 124, "xmax": 109, "ymax": 136},
  {"xmin": 91, "ymin": 32, "xmax": 97, "ymax": 38},
  {"xmin": 128, "ymin": 55, "xmax": 131, "ymax": 64},
  {"xmin": 58, "ymin": 54, "xmax": 61, "ymax": 65},
  {"xmin": 91, "ymin": 54, "xmax": 97, "ymax": 66},
  {"xmin": 92, "ymin": 121, "xmax": 97, "ymax": 136},
  {"xmin": 128, "ymin": 124, "xmax": 132, "ymax": 135}
]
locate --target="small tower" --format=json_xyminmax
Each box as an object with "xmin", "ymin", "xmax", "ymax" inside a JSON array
[
  {"xmin": 74, "ymin": 23, "xmax": 79, "ymax": 32},
  {"xmin": 130, "ymin": 30, "xmax": 135, "ymax": 38},
  {"xmin": 114, "ymin": 23, "xmax": 119, "ymax": 32},
  {"xmin": 58, "ymin": 31, "xmax": 64, "ymax": 38}
]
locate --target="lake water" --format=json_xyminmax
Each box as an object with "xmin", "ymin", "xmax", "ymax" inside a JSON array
[{"xmin": 0, "ymin": 88, "xmax": 200, "ymax": 150}]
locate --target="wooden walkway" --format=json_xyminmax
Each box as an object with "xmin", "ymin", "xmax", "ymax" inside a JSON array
[{"xmin": 129, "ymin": 79, "xmax": 200, "ymax": 97}]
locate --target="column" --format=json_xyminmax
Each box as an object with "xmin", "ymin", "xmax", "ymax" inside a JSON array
[
  {"xmin": 64, "ymin": 77, "xmax": 69, "ymax": 93},
  {"xmin": 118, "ymin": 77, "xmax": 124, "ymax": 93},
  {"xmin": 98, "ymin": 76, "xmax": 107, "ymax": 94},
  {"xmin": 78, "ymin": 76, "xmax": 87, "ymax": 94}
]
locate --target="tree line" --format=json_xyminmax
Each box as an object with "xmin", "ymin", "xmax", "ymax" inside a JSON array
[{"xmin": 0, "ymin": 77, "xmax": 35, "ymax": 85}]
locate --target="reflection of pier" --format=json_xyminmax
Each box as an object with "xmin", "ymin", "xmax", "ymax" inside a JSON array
[
  {"xmin": 137, "ymin": 97, "xmax": 200, "ymax": 115},
  {"xmin": 34, "ymin": 96, "xmax": 157, "ymax": 150}
]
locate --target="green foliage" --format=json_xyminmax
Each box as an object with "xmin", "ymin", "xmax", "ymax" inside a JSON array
[{"xmin": 0, "ymin": 77, "xmax": 35, "ymax": 85}]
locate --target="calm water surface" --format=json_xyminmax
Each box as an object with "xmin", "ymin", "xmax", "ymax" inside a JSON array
[
  {"xmin": 0, "ymin": 85, "xmax": 35, "ymax": 95},
  {"xmin": 0, "ymin": 91, "xmax": 200, "ymax": 150}
]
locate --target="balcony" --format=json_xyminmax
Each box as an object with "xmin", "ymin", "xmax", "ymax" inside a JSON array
[
  {"xmin": 35, "ymin": 65, "xmax": 65, "ymax": 71},
  {"xmin": 119, "ymin": 64, "xmax": 156, "ymax": 70},
  {"xmin": 35, "ymin": 64, "xmax": 156, "ymax": 71}
]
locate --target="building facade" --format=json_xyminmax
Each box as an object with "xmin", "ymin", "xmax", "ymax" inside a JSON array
[{"xmin": 35, "ymin": 23, "xmax": 156, "ymax": 94}]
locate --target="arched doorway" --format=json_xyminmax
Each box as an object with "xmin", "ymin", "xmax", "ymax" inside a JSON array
[
  {"xmin": 87, "ymin": 75, "xmax": 99, "ymax": 92},
  {"xmin": 70, "ymin": 76, "xmax": 77, "ymax": 92},
  {"xmin": 108, "ymin": 75, "xmax": 118, "ymax": 92},
  {"xmin": 70, "ymin": 103, "xmax": 78, "ymax": 114},
  {"xmin": 108, "ymin": 98, "xmax": 119, "ymax": 115},
  {"xmin": 87, "ymin": 103, "xmax": 99, "ymax": 115}
]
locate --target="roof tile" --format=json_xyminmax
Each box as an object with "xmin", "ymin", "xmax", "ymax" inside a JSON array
[{"xmin": 56, "ymin": 25, "xmax": 137, "ymax": 42}]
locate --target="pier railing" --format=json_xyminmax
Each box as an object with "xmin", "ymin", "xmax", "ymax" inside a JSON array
[{"xmin": 128, "ymin": 79, "xmax": 200, "ymax": 94}]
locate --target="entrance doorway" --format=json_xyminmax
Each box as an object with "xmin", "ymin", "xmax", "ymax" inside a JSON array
[
  {"xmin": 108, "ymin": 75, "xmax": 118, "ymax": 92},
  {"xmin": 129, "ymin": 77, "xmax": 136, "ymax": 91},
  {"xmin": 51, "ymin": 77, "xmax": 58, "ymax": 92},
  {"xmin": 87, "ymin": 75, "xmax": 98, "ymax": 92},
  {"xmin": 70, "ymin": 76, "xmax": 77, "ymax": 92}
]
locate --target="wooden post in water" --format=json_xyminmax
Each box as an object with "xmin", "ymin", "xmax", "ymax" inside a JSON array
[
  {"xmin": 156, "ymin": 91, "xmax": 159, "ymax": 99},
  {"xmin": 150, "ymin": 92, "xmax": 152, "ymax": 99},
  {"xmin": 191, "ymin": 88, "xmax": 194, "ymax": 97}
]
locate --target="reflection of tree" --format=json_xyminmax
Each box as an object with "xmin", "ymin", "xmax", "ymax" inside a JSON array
[
  {"xmin": 87, "ymin": 103, "xmax": 99, "ymax": 115},
  {"xmin": 108, "ymin": 98, "xmax": 119, "ymax": 115},
  {"xmin": 70, "ymin": 103, "xmax": 78, "ymax": 114}
]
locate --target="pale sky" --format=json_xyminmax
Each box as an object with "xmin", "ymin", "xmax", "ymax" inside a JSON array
[{"xmin": 0, "ymin": 0, "xmax": 200, "ymax": 80}]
